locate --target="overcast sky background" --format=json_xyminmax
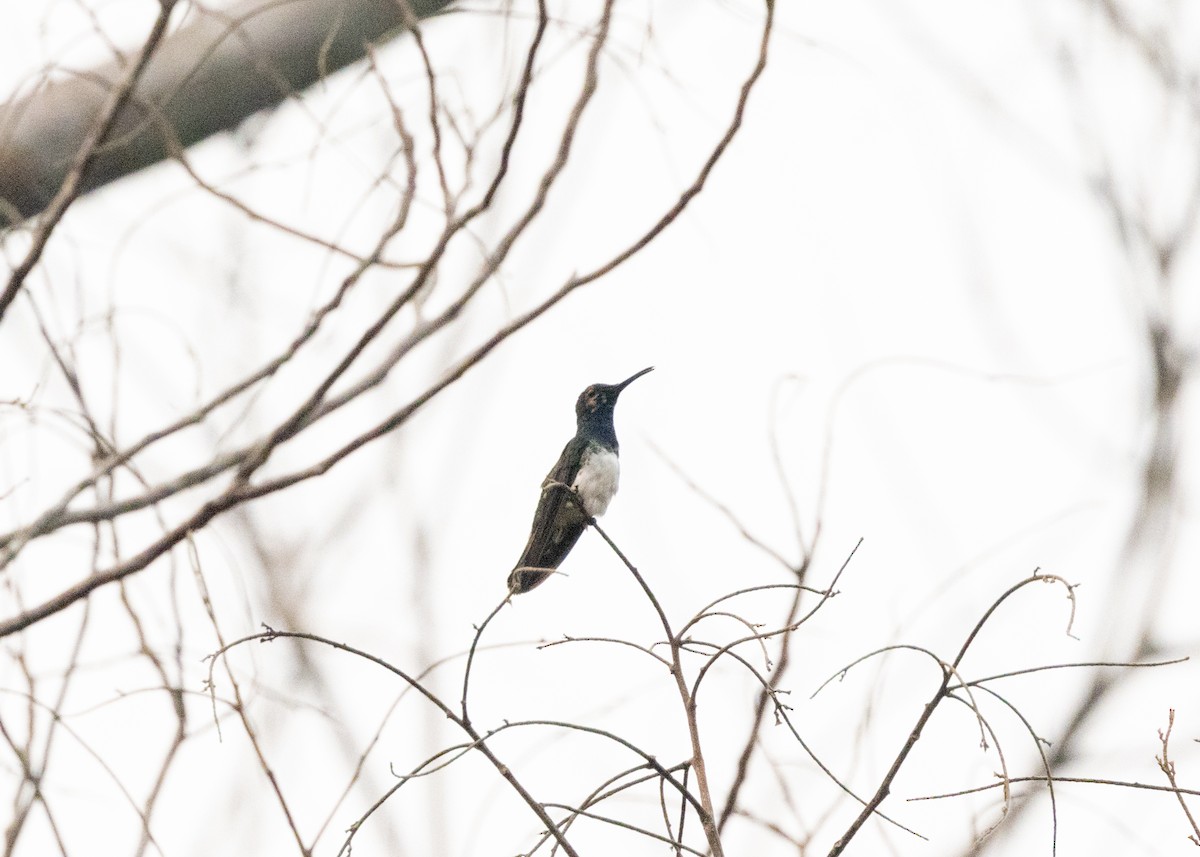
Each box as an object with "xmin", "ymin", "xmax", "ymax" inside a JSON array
[{"xmin": 1, "ymin": 1, "xmax": 1198, "ymax": 855}]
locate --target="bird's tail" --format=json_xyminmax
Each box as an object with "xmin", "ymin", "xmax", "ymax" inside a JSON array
[{"xmin": 507, "ymin": 565, "xmax": 559, "ymax": 595}]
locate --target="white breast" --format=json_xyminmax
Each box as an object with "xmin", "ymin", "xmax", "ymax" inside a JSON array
[{"xmin": 572, "ymin": 447, "xmax": 620, "ymax": 517}]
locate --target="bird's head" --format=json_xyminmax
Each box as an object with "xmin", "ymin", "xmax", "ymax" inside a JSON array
[{"xmin": 575, "ymin": 366, "xmax": 654, "ymax": 425}]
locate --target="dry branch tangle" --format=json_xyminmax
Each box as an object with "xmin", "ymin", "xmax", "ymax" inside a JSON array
[
  {"xmin": 0, "ymin": 0, "xmax": 777, "ymax": 644},
  {"xmin": 0, "ymin": 0, "xmax": 452, "ymax": 225}
]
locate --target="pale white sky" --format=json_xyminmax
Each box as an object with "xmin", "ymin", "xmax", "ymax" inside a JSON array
[{"xmin": 1, "ymin": 1, "xmax": 1197, "ymax": 855}]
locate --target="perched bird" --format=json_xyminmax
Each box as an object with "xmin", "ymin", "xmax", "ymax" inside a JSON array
[{"xmin": 507, "ymin": 367, "xmax": 654, "ymax": 594}]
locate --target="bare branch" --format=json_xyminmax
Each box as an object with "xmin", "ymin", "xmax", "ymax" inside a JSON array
[
  {"xmin": 0, "ymin": 1, "xmax": 178, "ymax": 324},
  {"xmin": 0, "ymin": 0, "xmax": 454, "ymax": 225}
]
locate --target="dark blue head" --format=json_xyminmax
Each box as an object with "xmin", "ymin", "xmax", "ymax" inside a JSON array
[{"xmin": 575, "ymin": 366, "xmax": 653, "ymax": 444}]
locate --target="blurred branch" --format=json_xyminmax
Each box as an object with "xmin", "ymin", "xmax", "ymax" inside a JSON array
[
  {"xmin": 0, "ymin": 0, "xmax": 453, "ymax": 227},
  {"xmin": 0, "ymin": 0, "xmax": 177, "ymax": 326},
  {"xmin": 0, "ymin": 0, "xmax": 777, "ymax": 641},
  {"xmin": 209, "ymin": 627, "xmax": 584, "ymax": 857},
  {"xmin": 980, "ymin": 5, "xmax": 1197, "ymax": 849}
]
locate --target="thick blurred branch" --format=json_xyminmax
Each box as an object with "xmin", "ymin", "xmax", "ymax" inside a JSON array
[{"xmin": 0, "ymin": 0, "xmax": 452, "ymax": 226}]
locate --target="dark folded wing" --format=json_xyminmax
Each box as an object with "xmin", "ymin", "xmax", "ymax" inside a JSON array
[{"xmin": 508, "ymin": 438, "xmax": 589, "ymax": 593}]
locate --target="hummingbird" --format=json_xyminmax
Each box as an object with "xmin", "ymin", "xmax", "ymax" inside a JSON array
[{"xmin": 507, "ymin": 366, "xmax": 654, "ymax": 595}]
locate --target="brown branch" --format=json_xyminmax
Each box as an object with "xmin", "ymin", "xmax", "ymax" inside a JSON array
[
  {"xmin": 0, "ymin": 0, "xmax": 177, "ymax": 326},
  {"xmin": 680, "ymin": 635, "xmax": 926, "ymax": 840},
  {"xmin": 191, "ymin": 539, "xmax": 309, "ymax": 855},
  {"xmin": 0, "ymin": 0, "xmax": 774, "ymax": 646},
  {"xmin": 0, "ymin": 0, "xmax": 553, "ymax": 566},
  {"xmin": 207, "ymin": 629, "xmax": 582, "ymax": 857},
  {"xmin": 538, "ymin": 763, "xmax": 696, "ymax": 854},
  {"xmin": 0, "ymin": 686, "xmax": 161, "ymax": 853},
  {"xmin": 585, "ymin": 514, "xmax": 725, "ymax": 857},
  {"xmin": 826, "ymin": 573, "xmax": 1077, "ymax": 857},
  {"xmin": 911, "ymin": 775, "xmax": 1200, "ymax": 802},
  {"xmin": 714, "ymin": 545, "xmax": 856, "ymax": 831},
  {"xmin": 0, "ymin": 0, "xmax": 454, "ymax": 225},
  {"xmin": 951, "ymin": 656, "xmax": 1188, "ymax": 690},
  {"xmin": 539, "ymin": 635, "xmax": 673, "ymax": 670},
  {"xmin": 1156, "ymin": 709, "xmax": 1200, "ymax": 847},
  {"xmin": 337, "ymin": 742, "xmax": 477, "ymax": 857},
  {"xmin": 972, "ymin": 684, "xmax": 1060, "ymax": 853},
  {"xmin": 541, "ymin": 803, "xmax": 705, "ymax": 854}
]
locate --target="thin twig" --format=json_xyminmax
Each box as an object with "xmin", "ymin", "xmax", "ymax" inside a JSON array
[
  {"xmin": 1156, "ymin": 709, "xmax": 1200, "ymax": 847},
  {"xmin": 826, "ymin": 573, "xmax": 1078, "ymax": 857},
  {"xmin": 207, "ymin": 629, "xmax": 581, "ymax": 857}
]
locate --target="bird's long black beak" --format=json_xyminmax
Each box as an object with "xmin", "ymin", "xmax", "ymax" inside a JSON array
[{"xmin": 614, "ymin": 366, "xmax": 654, "ymax": 393}]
